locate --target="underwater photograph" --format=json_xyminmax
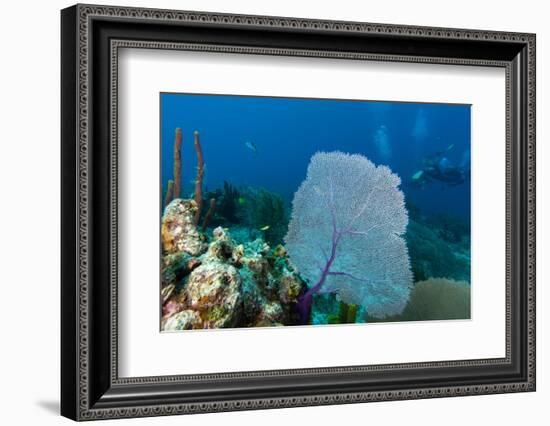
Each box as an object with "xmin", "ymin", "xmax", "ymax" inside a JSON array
[{"xmin": 159, "ymin": 93, "xmax": 471, "ymax": 331}]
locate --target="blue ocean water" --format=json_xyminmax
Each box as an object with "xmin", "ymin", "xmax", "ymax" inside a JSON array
[{"xmin": 160, "ymin": 92, "xmax": 471, "ymax": 222}]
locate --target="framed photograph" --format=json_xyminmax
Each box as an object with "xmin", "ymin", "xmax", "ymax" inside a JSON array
[{"xmin": 61, "ymin": 4, "xmax": 536, "ymax": 421}]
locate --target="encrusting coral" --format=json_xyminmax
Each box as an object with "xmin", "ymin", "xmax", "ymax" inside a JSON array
[
  {"xmin": 163, "ymin": 309, "xmax": 202, "ymax": 331},
  {"xmin": 161, "ymin": 219, "xmax": 307, "ymax": 330},
  {"xmin": 162, "ymin": 199, "xmax": 207, "ymax": 257},
  {"xmin": 186, "ymin": 262, "xmax": 243, "ymax": 328}
]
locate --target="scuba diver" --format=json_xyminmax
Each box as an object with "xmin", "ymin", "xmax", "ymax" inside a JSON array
[{"xmin": 411, "ymin": 144, "xmax": 469, "ymax": 189}]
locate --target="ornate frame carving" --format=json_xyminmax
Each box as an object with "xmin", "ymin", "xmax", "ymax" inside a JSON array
[{"xmin": 61, "ymin": 4, "xmax": 535, "ymax": 421}]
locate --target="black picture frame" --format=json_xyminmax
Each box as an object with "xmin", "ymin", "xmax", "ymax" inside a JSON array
[{"xmin": 61, "ymin": 4, "xmax": 536, "ymax": 421}]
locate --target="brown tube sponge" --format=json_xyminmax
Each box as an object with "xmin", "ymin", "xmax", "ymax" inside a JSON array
[
  {"xmin": 202, "ymin": 198, "xmax": 216, "ymax": 232},
  {"xmin": 193, "ymin": 130, "xmax": 204, "ymax": 224},
  {"xmin": 173, "ymin": 128, "xmax": 182, "ymax": 199},
  {"xmin": 163, "ymin": 179, "xmax": 174, "ymax": 209}
]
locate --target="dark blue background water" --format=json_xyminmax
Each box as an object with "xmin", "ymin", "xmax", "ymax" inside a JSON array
[{"xmin": 161, "ymin": 93, "xmax": 471, "ymax": 221}]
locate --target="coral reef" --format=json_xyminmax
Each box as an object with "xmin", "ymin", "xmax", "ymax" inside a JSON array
[
  {"xmin": 405, "ymin": 219, "xmax": 470, "ymax": 282},
  {"xmin": 161, "ymin": 199, "xmax": 207, "ymax": 256},
  {"xmin": 327, "ymin": 301, "xmax": 358, "ymax": 324},
  {"xmin": 237, "ymin": 187, "xmax": 288, "ymax": 245},
  {"xmin": 217, "ymin": 181, "xmax": 240, "ymax": 224},
  {"xmin": 310, "ymin": 293, "xmax": 367, "ymax": 325},
  {"xmin": 161, "ymin": 251, "xmax": 201, "ymax": 289},
  {"xmin": 401, "ymin": 278, "xmax": 470, "ymax": 320},
  {"xmin": 365, "ymin": 277, "xmax": 470, "ymax": 322},
  {"xmin": 163, "ymin": 309, "xmax": 202, "ymax": 331},
  {"xmin": 427, "ymin": 213, "xmax": 470, "ymax": 244},
  {"xmin": 285, "ymin": 151, "xmax": 413, "ymax": 323},
  {"xmin": 403, "ymin": 191, "xmax": 470, "ymax": 284},
  {"xmin": 202, "ymin": 183, "xmax": 289, "ymax": 245},
  {"xmin": 310, "ymin": 293, "xmax": 340, "ymax": 325},
  {"xmin": 160, "ymin": 126, "xmax": 470, "ymax": 330},
  {"xmin": 161, "ymin": 221, "xmax": 307, "ymax": 331},
  {"xmin": 186, "ymin": 263, "xmax": 243, "ymax": 328}
]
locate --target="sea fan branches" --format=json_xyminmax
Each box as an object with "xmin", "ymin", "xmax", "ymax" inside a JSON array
[{"xmin": 284, "ymin": 151, "xmax": 413, "ymax": 323}]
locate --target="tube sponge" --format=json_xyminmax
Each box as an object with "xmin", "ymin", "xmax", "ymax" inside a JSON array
[
  {"xmin": 164, "ymin": 179, "xmax": 174, "ymax": 209},
  {"xmin": 202, "ymin": 198, "xmax": 216, "ymax": 232},
  {"xmin": 193, "ymin": 130, "xmax": 204, "ymax": 225},
  {"xmin": 173, "ymin": 128, "xmax": 182, "ymax": 199}
]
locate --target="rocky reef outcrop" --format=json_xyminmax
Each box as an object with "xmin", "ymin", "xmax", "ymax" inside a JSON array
[
  {"xmin": 161, "ymin": 199, "xmax": 207, "ymax": 256},
  {"xmin": 159, "ymin": 126, "xmax": 471, "ymax": 328},
  {"xmin": 161, "ymin": 200, "xmax": 307, "ymax": 331},
  {"xmin": 405, "ymin": 218, "xmax": 470, "ymax": 283}
]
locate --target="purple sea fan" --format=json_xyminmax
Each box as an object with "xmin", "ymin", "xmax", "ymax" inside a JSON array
[{"xmin": 284, "ymin": 151, "xmax": 413, "ymax": 323}]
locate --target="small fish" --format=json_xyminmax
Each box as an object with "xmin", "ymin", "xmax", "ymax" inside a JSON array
[
  {"xmin": 237, "ymin": 196, "xmax": 247, "ymax": 206},
  {"xmin": 245, "ymin": 141, "xmax": 257, "ymax": 154},
  {"xmin": 273, "ymin": 244, "xmax": 287, "ymax": 258},
  {"xmin": 412, "ymin": 170, "xmax": 424, "ymax": 180},
  {"xmin": 259, "ymin": 225, "xmax": 270, "ymax": 231},
  {"xmin": 446, "ymin": 144, "xmax": 454, "ymax": 151},
  {"xmin": 223, "ymin": 227, "xmax": 229, "ymax": 231}
]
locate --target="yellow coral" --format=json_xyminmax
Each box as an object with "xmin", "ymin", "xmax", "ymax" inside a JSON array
[
  {"xmin": 273, "ymin": 244, "xmax": 287, "ymax": 257},
  {"xmin": 161, "ymin": 220, "xmax": 175, "ymax": 252}
]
